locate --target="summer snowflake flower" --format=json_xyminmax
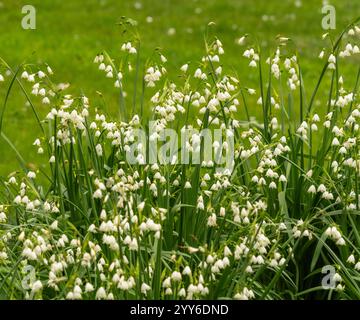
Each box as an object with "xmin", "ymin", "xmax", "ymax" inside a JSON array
[
  {"xmin": 347, "ymin": 255, "xmax": 355, "ymax": 264},
  {"xmin": 31, "ymin": 280, "xmax": 43, "ymax": 294},
  {"xmin": 184, "ymin": 181, "xmax": 192, "ymax": 189},
  {"xmin": 180, "ymin": 64, "xmax": 189, "ymax": 72},
  {"xmin": 27, "ymin": 171, "xmax": 36, "ymax": 179},
  {"xmin": 95, "ymin": 287, "xmax": 107, "ymax": 300},
  {"xmin": 144, "ymin": 66, "xmax": 162, "ymax": 87},
  {"xmin": 141, "ymin": 283, "xmax": 151, "ymax": 294}
]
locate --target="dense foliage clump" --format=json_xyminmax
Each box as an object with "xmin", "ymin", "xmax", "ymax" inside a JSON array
[{"xmin": 1, "ymin": 19, "xmax": 360, "ymax": 299}]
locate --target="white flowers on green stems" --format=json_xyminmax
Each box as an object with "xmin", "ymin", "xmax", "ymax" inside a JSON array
[
  {"xmin": 121, "ymin": 42, "xmax": 137, "ymax": 54},
  {"xmin": 180, "ymin": 63, "xmax": 189, "ymax": 72},
  {"xmin": 1, "ymin": 23, "xmax": 360, "ymax": 301},
  {"xmin": 328, "ymin": 54, "xmax": 336, "ymax": 70},
  {"xmin": 325, "ymin": 226, "xmax": 346, "ymax": 246},
  {"xmin": 144, "ymin": 66, "xmax": 162, "ymax": 87},
  {"xmin": 27, "ymin": 171, "xmax": 36, "ymax": 179}
]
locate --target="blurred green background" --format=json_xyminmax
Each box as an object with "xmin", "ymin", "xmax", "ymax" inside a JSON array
[{"xmin": 0, "ymin": 0, "xmax": 359, "ymax": 176}]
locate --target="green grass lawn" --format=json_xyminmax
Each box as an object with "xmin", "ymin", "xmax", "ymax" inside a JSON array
[{"xmin": 0, "ymin": 0, "xmax": 359, "ymax": 176}]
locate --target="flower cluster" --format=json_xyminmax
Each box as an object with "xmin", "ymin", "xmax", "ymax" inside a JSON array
[{"xmin": 1, "ymin": 22, "xmax": 360, "ymax": 300}]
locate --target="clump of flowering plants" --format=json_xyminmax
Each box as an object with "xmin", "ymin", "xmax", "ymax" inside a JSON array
[{"xmin": 1, "ymin": 18, "xmax": 360, "ymax": 300}]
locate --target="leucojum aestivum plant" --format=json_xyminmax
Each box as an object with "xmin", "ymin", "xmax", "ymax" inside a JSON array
[{"xmin": 1, "ymin": 17, "xmax": 360, "ymax": 300}]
